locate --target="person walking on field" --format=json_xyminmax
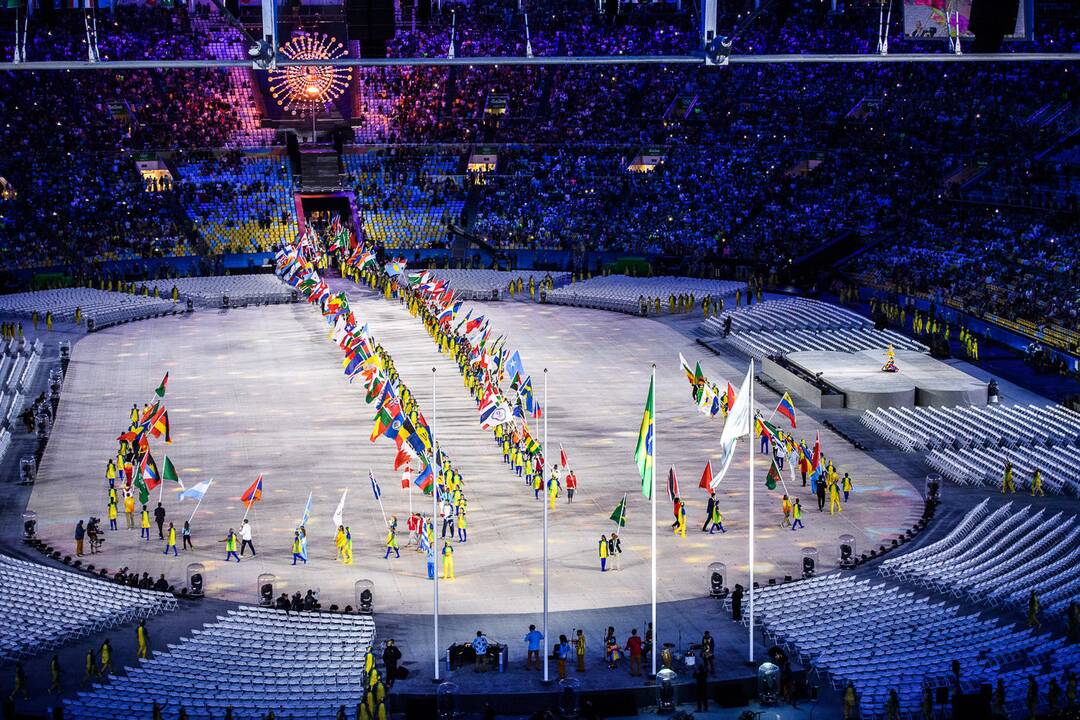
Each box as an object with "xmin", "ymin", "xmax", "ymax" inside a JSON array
[
  {"xmin": 140, "ymin": 505, "xmax": 151, "ymax": 541},
  {"xmin": 791, "ymin": 499, "xmax": 804, "ymax": 530},
  {"xmin": 239, "ymin": 519, "xmax": 256, "ymax": 556},
  {"xmin": 223, "ymin": 529, "xmax": 240, "ymax": 562},
  {"xmin": 598, "ymin": 534, "xmax": 609, "ymax": 571},
  {"xmin": 154, "ymin": 503, "xmax": 166, "ymax": 539},
  {"xmin": 163, "ymin": 522, "xmax": 178, "ymax": 556}
]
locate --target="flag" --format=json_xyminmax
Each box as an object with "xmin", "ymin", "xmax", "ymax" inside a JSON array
[
  {"xmin": 666, "ymin": 466, "xmax": 680, "ymax": 503},
  {"xmin": 414, "ymin": 461, "xmax": 434, "ymax": 494},
  {"xmin": 725, "ymin": 382, "xmax": 736, "ymax": 415},
  {"xmin": 393, "ymin": 448, "xmax": 413, "ymax": 472},
  {"xmin": 151, "ymin": 409, "xmax": 171, "ymax": 443},
  {"xmin": 609, "ymin": 494, "xmax": 627, "ymax": 527},
  {"xmin": 635, "ymin": 377, "xmax": 655, "ymax": 499},
  {"xmin": 369, "ymin": 471, "xmax": 382, "ymax": 500},
  {"xmin": 370, "ymin": 407, "xmax": 394, "ymax": 442},
  {"xmin": 140, "ymin": 452, "xmax": 161, "ymax": 491},
  {"xmin": 299, "ymin": 492, "xmax": 312, "ymax": 528},
  {"xmin": 559, "ymin": 444, "xmax": 569, "ymax": 469},
  {"xmin": 479, "ymin": 397, "xmax": 513, "ymax": 431},
  {"xmin": 765, "ymin": 457, "xmax": 783, "ymax": 490},
  {"xmin": 154, "ymin": 372, "xmax": 169, "ymax": 398},
  {"xmin": 678, "ymin": 353, "xmax": 695, "ymax": 385},
  {"xmin": 240, "ymin": 474, "xmax": 264, "ymax": 505},
  {"xmin": 776, "ymin": 392, "xmax": 797, "ymax": 429},
  {"xmin": 178, "ymin": 478, "xmax": 212, "ymax": 503},
  {"xmin": 698, "ymin": 460, "xmax": 713, "ymax": 490},
  {"xmin": 756, "ymin": 417, "xmax": 781, "ymax": 444},
  {"xmin": 333, "ymin": 488, "xmax": 348, "ymax": 528},
  {"xmin": 161, "ymin": 456, "xmax": 181, "ymax": 485},
  {"xmin": 711, "ymin": 365, "xmax": 753, "ymax": 489},
  {"xmin": 133, "ymin": 475, "xmax": 150, "ymax": 504}
]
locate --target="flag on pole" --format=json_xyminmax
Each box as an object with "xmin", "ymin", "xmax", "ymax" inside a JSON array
[
  {"xmin": 393, "ymin": 448, "xmax": 413, "ymax": 471},
  {"xmin": 240, "ymin": 474, "xmax": 264, "ymax": 505},
  {"xmin": 369, "ymin": 471, "xmax": 382, "ymax": 500},
  {"xmin": 140, "ymin": 452, "xmax": 161, "ymax": 491},
  {"xmin": 775, "ymin": 392, "xmax": 797, "ymax": 429},
  {"xmin": 678, "ymin": 353, "xmax": 695, "ymax": 385},
  {"xmin": 698, "ymin": 460, "xmax": 714, "ymax": 490},
  {"xmin": 299, "ymin": 492, "xmax": 312, "ymax": 528},
  {"xmin": 559, "ymin": 444, "xmax": 569, "ymax": 469},
  {"xmin": 609, "ymin": 494, "xmax": 628, "ymax": 527},
  {"xmin": 666, "ymin": 466, "xmax": 680, "ymax": 502},
  {"xmin": 414, "ymin": 461, "xmax": 434, "ymax": 494},
  {"xmin": 635, "ymin": 377, "xmax": 655, "ymax": 499},
  {"xmin": 161, "ymin": 456, "xmax": 181, "ymax": 485},
  {"xmin": 765, "ymin": 457, "xmax": 783, "ymax": 490},
  {"xmin": 154, "ymin": 372, "xmax": 169, "ymax": 398},
  {"xmin": 711, "ymin": 365, "xmax": 753, "ymax": 489},
  {"xmin": 333, "ymin": 488, "xmax": 348, "ymax": 528},
  {"xmin": 178, "ymin": 479, "xmax": 211, "ymax": 502},
  {"xmin": 133, "ymin": 475, "xmax": 150, "ymax": 504}
]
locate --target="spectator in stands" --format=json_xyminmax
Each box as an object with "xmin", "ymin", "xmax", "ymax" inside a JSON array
[
  {"xmin": 153, "ymin": 574, "xmax": 169, "ymax": 592},
  {"xmin": 1028, "ymin": 590, "xmax": 1041, "ymax": 630},
  {"xmin": 99, "ymin": 639, "xmax": 113, "ymax": 675},
  {"xmin": 48, "ymin": 655, "xmax": 61, "ymax": 695}
]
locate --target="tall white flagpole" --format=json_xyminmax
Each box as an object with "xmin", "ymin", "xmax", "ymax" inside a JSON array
[
  {"xmin": 432, "ymin": 366, "xmax": 441, "ymax": 682},
  {"xmin": 651, "ymin": 363, "xmax": 657, "ymax": 678},
  {"xmin": 542, "ymin": 368, "xmax": 550, "ymax": 683},
  {"xmin": 748, "ymin": 358, "xmax": 755, "ymax": 664}
]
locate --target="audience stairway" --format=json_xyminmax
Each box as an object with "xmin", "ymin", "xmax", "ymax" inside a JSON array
[
  {"xmin": 65, "ymin": 606, "xmax": 376, "ymax": 720},
  {"xmin": 0, "ymin": 338, "xmax": 44, "ymax": 462}
]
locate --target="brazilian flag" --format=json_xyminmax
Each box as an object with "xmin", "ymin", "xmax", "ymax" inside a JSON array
[{"xmin": 635, "ymin": 377, "xmax": 655, "ymax": 499}]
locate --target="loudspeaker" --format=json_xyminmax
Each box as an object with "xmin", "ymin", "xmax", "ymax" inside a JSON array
[{"xmin": 968, "ymin": 0, "xmax": 1019, "ymax": 52}]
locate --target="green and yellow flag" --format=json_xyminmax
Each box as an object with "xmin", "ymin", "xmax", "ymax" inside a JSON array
[
  {"xmin": 609, "ymin": 493, "xmax": 628, "ymax": 527},
  {"xmin": 635, "ymin": 376, "xmax": 655, "ymax": 499}
]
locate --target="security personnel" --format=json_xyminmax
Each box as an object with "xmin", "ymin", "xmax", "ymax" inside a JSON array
[{"xmin": 441, "ymin": 542, "xmax": 454, "ymax": 579}]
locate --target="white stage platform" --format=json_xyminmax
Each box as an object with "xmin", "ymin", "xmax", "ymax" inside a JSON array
[
  {"xmin": 28, "ymin": 296, "xmax": 924, "ymax": 613},
  {"xmin": 787, "ymin": 350, "xmax": 988, "ymax": 410}
]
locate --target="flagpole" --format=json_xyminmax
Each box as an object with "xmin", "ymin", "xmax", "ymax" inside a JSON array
[
  {"xmin": 432, "ymin": 366, "xmax": 441, "ymax": 683},
  {"xmin": 650, "ymin": 363, "xmax": 657, "ymax": 679},
  {"xmin": 187, "ymin": 479, "xmax": 211, "ymax": 524},
  {"xmin": 542, "ymin": 368, "xmax": 549, "ymax": 684},
  {"xmin": 748, "ymin": 358, "xmax": 755, "ymax": 665},
  {"xmin": 372, "ymin": 470, "xmax": 388, "ymax": 528}
]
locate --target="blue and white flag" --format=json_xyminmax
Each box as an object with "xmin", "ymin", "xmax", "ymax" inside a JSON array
[
  {"xmin": 178, "ymin": 479, "xmax": 212, "ymax": 503},
  {"xmin": 299, "ymin": 491, "xmax": 312, "ymax": 528},
  {"xmin": 369, "ymin": 471, "xmax": 382, "ymax": 500}
]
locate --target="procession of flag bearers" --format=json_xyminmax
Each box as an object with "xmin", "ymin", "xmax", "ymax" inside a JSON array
[{"xmin": 93, "ymin": 229, "xmax": 859, "ymax": 590}]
